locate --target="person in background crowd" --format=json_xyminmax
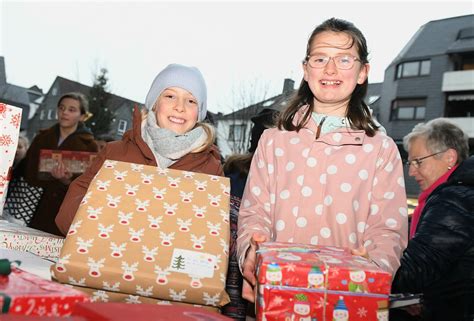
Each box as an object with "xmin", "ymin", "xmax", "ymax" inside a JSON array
[
  {"xmin": 391, "ymin": 118, "xmax": 474, "ymax": 321},
  {"xmin": 13, "ymin": 134, "xmax": 29, "ymax": 168},
  {"xmin": 222, "ymin": 107, "xmax": 279, "ymax": 320},
  {"xmin": 95, "ymin": 134, "xmax": 115, "ymax": 152},
  {"xmin": 55, "ymin": 63, "xmax": 223, "ymax": 235},
  {"xmin": 19, "ymin": 92, "xmax": 98, "ymax": 235},
  {"xmin": 237, "ymin": 17, "xmax": 408, "ymax": 303},
  {"xmin": 224, "ymin": 108, "xmax": 280, "ymax": 199}
]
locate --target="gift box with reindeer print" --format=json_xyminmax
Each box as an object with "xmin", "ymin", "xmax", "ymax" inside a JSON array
[{"xmin": 52, "ymin": 160, "xmax": 231, "ymax": 308}]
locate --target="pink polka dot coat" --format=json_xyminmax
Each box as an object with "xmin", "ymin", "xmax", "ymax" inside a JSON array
[{"xmin": 237, "ymin": 108, "xmax": 408, "ymax": 275}]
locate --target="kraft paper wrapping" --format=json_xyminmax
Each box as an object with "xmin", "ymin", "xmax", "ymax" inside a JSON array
[{"xmin": 53, "ymin": 160, "xmax": 230, "ymax": 307}]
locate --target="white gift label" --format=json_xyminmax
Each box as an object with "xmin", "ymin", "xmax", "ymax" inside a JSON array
[{"xmin": 168, "ymin": 248, "xmax": 216, "ymax": 278}]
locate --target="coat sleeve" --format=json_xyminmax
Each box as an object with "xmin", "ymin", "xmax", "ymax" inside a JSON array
[
  {"xmin": 55, "ymin": 144, "xmax": 108, "ymax": 236},
  {"xmin": 392, "ymin": 190, "xmax": 474, "ymax": 293},
  {"xmin": 236, "ymin": 131, "xmax": 273, "ymax": 271},
  {"xmin": 363, "ymin": 138, "xmax": 408, "ymax": 275}
]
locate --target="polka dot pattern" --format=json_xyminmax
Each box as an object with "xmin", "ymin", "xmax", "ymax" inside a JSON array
[
  {"xmin": 237, "ymin": 127, "xmax": 407, "ymax": 275},
  {"xmin": 286, "ymin": 162, "xmax": 295, "ymax": 171},
  {"xmin": 301, "ymin": 186, "xmax": 312, "ymax": 197},
  {"xmin": 306, "ymin": 157, "xmax": 317, "ymax": 167},
  {"xmin": 340, "ymin": 183, "xmax": 352, "ymax": 193},
  {"xmin": 320, "ymin": 227, "xmax": 331, "ymax": 238},
  {"xmin": 280, "ymin": 190, "xmax": 290, "ymax": 199},
  {"xmin": 345, "ymin": 154, "xmax": 356, "ymax": 164},
  {"xmin": 296, "ymin": 217, "xmax": 307, "ymax": 228},
  {"xmin": 251, "ymin": 186, "xmax": 261, "ymax": 196}
]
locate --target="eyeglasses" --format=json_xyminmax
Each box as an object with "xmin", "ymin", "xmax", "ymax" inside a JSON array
[
  {"xmin": 305, "ymin": 55, "xmax": 361, "ymax": 70},
  {"xmin": 404, "ymin": 151, "xmax": 447, "ymax": 169}
]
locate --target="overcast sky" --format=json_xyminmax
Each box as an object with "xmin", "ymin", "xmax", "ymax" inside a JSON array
[{"xmin": 1, "ymin": 0, "xmax": 472, "ymax": 114}]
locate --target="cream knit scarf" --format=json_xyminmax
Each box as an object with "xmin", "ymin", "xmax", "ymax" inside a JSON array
[{"xmin": 142, "ymin": 112, "xmax": 207, "ymax": 169}]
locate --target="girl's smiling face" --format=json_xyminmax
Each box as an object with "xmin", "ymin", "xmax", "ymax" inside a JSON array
[
  {"xmin": 303, "ymin": 31, "xmax": 369, "ymax": 116},
  {"xmin": 154, "ymin": 87, "xmax": 199, "ymax": 134}
]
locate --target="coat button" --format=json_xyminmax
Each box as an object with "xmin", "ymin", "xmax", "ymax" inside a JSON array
[{"xmin": 355, "ymin": 137, "xmax": 361, "ymax": 142}]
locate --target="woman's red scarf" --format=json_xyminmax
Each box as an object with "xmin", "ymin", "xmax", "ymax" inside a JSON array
[{"xmin": 409, "ymin": 165, "xmax": 458, "ymax": 239}]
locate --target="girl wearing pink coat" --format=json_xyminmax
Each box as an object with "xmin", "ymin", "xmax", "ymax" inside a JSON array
[{"xmin": 236, "ymin": 18, "xmax": 408, "ymax": 302}]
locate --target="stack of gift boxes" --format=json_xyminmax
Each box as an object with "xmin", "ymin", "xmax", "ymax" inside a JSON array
[{"xmin": 255, "ymin": 242, "xmax": 391, "ymax": 321}]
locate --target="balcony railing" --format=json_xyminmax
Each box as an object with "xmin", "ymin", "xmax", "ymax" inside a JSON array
[
  {"xmin": 442, "ymin": 70, "xmax": 474, "ymax": 92},
  {"xmin": 448, "ymin": 117, "xmax": 474, "ymax": 138}
]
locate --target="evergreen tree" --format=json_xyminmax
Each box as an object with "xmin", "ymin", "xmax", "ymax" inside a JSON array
[
  {"xmin": 172, "ymin": 255, "xmax": 186, "ymax": 270},
  {"xmin": 86, "ymin": 68, "xmax": 114, "ymax": 136}
]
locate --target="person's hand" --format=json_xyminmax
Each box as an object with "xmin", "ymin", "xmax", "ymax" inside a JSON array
[
  {"xmin": 241, "ymin": 233, "xmax": 267, "ymax": 302},
  {"xmin": 351, "ymin": 246, "xmax": 369, "ymax": 259},
  {"xmin": 51, "ymin": 160, "xmax": 73, "ymax": 185}
]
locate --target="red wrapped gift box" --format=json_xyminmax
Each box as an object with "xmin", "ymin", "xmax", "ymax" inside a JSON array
[
  {"xmin": 256, "ymin": 242, "xmax": 391, "ymax": 321},
  {"xmin": 72, "ymin": 302, "xmax": 232, "ymax": 320},
  {"xmin": 0, "ymin": 268, "xmax": 89, "ymax": 317}
]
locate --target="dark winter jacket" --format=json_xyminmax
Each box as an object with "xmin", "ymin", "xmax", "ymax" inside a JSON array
[
  {"xmin": 392, "ymin": 156, "xmax": 474, "ymax": 321},
  {"xmin": 22, "ymin": 122, "xmax": 98, "ymax": 235},
  {"xmin": 55, "ymin": 107, "xmax": 224, "ymax": 236}
]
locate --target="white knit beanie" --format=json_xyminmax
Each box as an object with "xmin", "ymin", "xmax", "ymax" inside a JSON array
[{"xmin": 145, "ymin": 64, "xmax": 207, "ymax": 121}]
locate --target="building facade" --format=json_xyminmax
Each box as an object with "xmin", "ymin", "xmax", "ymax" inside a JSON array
[{"xmin": 378, "ymin": 14, "xmax": 474, "ymax": 196}]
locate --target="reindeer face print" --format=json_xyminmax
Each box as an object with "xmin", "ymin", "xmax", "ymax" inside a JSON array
[
  {"xmin": 164, "ymin": 203, "xmax": 178, "ymax": 216},
  {"xmin": 141, "ymin": 173, "xmax": 154, "ymax": 184},
  {"xmin": 98, "ymin": 224, "xmax": 114, "ymax": 239},
  {"xmin": 135, "ymin": 199, "xmax": 150, "ymax": 212},
  {"xmin": 152, "ymin": 187, "xmax": 167, "ymax": 200},
  {"xmin": 129, "ymin": 228, "xmax": 145, "ymax": 242},
  {"xmin": 155, "ymin": 265, "xmax": 171, "ymax": 285},
  {"xmin": 76, "ymin": 237, "xmax": 94, "ymax": 254},
  {"xmin": 106, "ymin": 195, "xmax": 121, "ymax": 208},
  {"xmin": 160, "ymin": 232, "xmax": 175, "ymax": 246},
  {"xmin": 87, "ymin": 206, "xmax": 103, "ymax": 220},
  {"xmin": 124, "ymin": 184, "xmax": 139, "ymax": 196},
  {"xmin": 121, "ymin": 261, "xmax": 139, "ymax": 281},
  {"xmin": 110, "ymin": 242, "xmax": 127, "ymax": 258},
  {"xmin": 167, "ymin": 177, "xmax": 181, "ymax": 188},
  {"xmin": 114, "ymin": 170, "xmax": 128, "ymax": 181},
  {"xmin": 88, "ymin": 258, "xmax": 105, "ymax": 277},
  {"xmin": 118, "ymin": 211, "xmax": 133, "ymax": 225},
  {"xmin": 104, "ymin": 160, "xmax": 117, "ymax": 168},
  {"xmin": 147, "ymin": 215, "xmax": 163, "ymax": 229},
  {"xmin": 68, "ymin": 220, "xmax": 82, "ymax": 235},
  {"xmin": 194, "ymin": 180, "xmax": 207, "ymax": 192},
  {"xmin": 55, "ymin": 254, "xmax": 71, "ymax": 273},
  {"xmin": 96, "ymin": 180, "xmax": 111, "ymax": 191},
  {"xmin": 142, "ymin": 246, "xmax": 158, "ymax": 262},
  {"xmin": 208, "ymin": 194, "xmax": 221, "ymax": 207}
]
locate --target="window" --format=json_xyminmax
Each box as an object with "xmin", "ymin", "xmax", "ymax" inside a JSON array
[
  {"xmin": 391, "ymin": 99, "xmax": 426, "ymax": 120},
  {"xmin": 47, "ymin": 109, "xmax": 56, "ymax": 120},
  {"xmin": 40, "ymin": 110, "xmax": 45, "ymax": 120},
  {"xmin": 118, "ymin": 120, "xmax": 127, "ymax": 135},
  {"xmin": 396, "ymin": 60, "xmax": 431, "ymax": 79},
  {"xmin": 228, "ymin": 124, "xmax": 246, "ymax": 141}
]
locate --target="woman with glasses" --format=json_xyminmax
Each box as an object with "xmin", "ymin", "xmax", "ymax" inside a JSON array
[
  {"xmin": 392, "ymin": 118, "xmax": 473, "ymax": 321},
  {"xmin": 236, "ymin": 17, "xmax": 408, "ymax": 303}
]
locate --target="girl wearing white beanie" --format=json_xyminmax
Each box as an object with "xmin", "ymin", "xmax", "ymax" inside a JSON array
[{"xmin": 56, "ymin": 63, "xmax": 223, "ymax": 235}]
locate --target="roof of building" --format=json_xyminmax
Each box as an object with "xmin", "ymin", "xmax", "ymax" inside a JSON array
[
  {"xmin": 391, "ymin": 14, "xmax": 474, "ymax": 65},
  {"xmin": 47, "ymin": 76, "xmax": 142, "ymax": 112},
  {"xmin": 0, "ymin": 83, "xmax": 42, "ymax": 108}
]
